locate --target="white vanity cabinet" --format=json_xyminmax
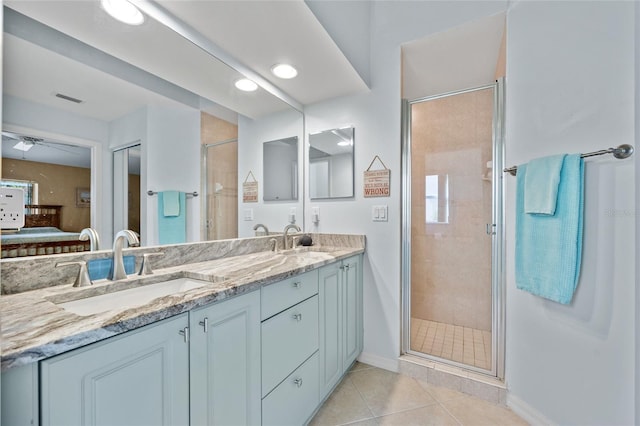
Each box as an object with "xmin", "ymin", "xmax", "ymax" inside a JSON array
[
  {"xmin": 189, "ymin": 290, "xmax": 261, "ymax": 426},
  {"xmin": 319, "ymin": 255, "xmax": 363, "ymax": 400},
  {"xmin": 261, "ymin": 270, "xmax": 320, "ymax": 426},
  {"xmin": 40, "ymin": 313, "xmax": 191, "ymax": 426}
]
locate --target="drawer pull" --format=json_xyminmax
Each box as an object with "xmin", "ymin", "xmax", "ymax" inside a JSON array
[
  {"xmin": 292, "ymin": 313, "xmax": 303, "ymax": 322},
  {"xmin": 292, "ymin": 281, "xmax": 302, "ymax": 289},
  {"xmin": 293, "ymin": 377, "xmax": 303, "ymax": 388},
  {"xmin": 199, "ymin": 318, "xmax": 208, "ymax": 333},
  {"xmin": 179, "ymin": 327, "xmax": 189, "ymax": 343}
]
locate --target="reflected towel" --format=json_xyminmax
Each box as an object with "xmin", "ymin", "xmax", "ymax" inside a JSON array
[
  {"xmin": 158, "ymin": 191, "xmax": 186, "ymax": 244},
  {"xmin": 515, "ymin": 154, "xmax": 584, "ymax": 304},
  {"xmin": 163, "ymin": 190, "xmax": 181, "ymax": 217},
  {"xmin": 524, "ymin": 154, "xmax": 566, "ymax": 215}
]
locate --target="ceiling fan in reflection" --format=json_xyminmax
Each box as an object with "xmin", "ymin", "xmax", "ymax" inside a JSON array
[{"xmin": 2, "ymin": 132, "xmax": 81, "ymax": 157}]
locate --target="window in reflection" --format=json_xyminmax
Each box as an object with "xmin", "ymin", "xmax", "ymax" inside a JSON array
[{"xmin": 425, "ymin": 174, "xmax": 449, "ymax": 224}]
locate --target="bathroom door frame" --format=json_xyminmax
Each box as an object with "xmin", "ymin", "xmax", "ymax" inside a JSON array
[{"xmin": 400, "ymin": 79, "xmax": 506, "ymax": 379}]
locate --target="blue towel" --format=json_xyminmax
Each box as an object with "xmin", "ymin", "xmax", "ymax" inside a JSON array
[
  {"xmin": 524, "ymin": 154, "xmax": 566, "ymax": 215},
  {"xmin": 163, "ymin": 190, "xmax": 181, "ymax": 217},
  {"xmin": 158, "ymin": 191, "xmax": 186, "ymax": 244},
  {"xmin": 515, "ymin": 154, "xmax": 584, "ymax": 304}
]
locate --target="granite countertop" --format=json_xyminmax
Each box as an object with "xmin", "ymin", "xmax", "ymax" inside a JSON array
[{"xmin": 0, "ymin": 245, "xmax": 363, "ymax": 371}]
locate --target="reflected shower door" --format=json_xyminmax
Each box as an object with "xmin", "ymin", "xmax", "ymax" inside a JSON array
[
  {"xmin": 203, "ymin": 140, "xmax": 238, "ymax": 240},
  {"xmin": 406, "ymin": 85, "xmax": 501, "ymax": 373}
]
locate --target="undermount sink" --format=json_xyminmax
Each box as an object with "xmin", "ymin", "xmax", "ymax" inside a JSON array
[{"xmin": 56, "ymin": 278, "xmax": 211, "ymax": 316}]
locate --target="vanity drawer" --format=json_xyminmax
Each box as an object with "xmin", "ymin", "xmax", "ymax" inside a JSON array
[
  {"xmin": 262, "ymin": 352, "xmax": 319, "ymax": 426},
  {"xmin": 261, "ymin": 295, "xmax": 319, "ymax": 396},
  {"xmin": 261, "ymin": 269, "xmax": 318, "ymax": 320}
]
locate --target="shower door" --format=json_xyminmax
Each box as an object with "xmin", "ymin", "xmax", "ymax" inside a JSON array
[
  {"xmin": 402, "ymin": 81, "xmax": 504, "ymax": 377},
  {"xmin": 202, "ymin": 140, "xmax": 238, "ymax": 241}
]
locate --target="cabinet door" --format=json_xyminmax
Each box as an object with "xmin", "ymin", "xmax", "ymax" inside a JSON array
[
  {"xmin": 40, "ymin": 313, "xmax": 190, "ymax": 426},
  {"xmin": 1, "ymin": 363, "xmax": 39, "ymax": 426},
  {"xmin": 342, "ymin": 255, "xmax": 362, "ymax": 368},
  {"xmin": 318, "ymin": 262, "xmax": 343, "ymax": 399},
  {"xmin": 190, "ymin": 291, "xmax": 261, "ymax": 426}
]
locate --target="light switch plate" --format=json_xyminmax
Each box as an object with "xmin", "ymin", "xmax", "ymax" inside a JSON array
[
  {"xmin": 243, "ymin": 209, "xmax": 253, "ymax": 221},
  {"xmin": 372, "ymin": 205, "xmax": 388, "ymax": 222},
  {"xmin": 0, "ymin": 187, "xmax": 25, "ymax": 229}
]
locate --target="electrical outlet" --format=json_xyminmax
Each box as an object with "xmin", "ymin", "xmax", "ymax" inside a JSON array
[
  {"xmin": 312, "ymin": 207, "xmax": 320, "ymax": 224},
  {"xmin": 243, "ymin": 209, "xmax": 253, "ymax": 221},
  {"xmin": 289, "ymin": 207, "xmax": 296, "ymax": 223},
  {"xmin": 0, "ymin": 188, "xmax": 25, "ymax": 229}
]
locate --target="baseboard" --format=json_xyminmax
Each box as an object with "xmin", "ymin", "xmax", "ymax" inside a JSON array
[
  {"xmin": 506, "ymin": 393, "xmax": 554, "ymax": 426},
  {"xmin": 357, "ymin": 352, "xmax": 399, "ymax": 372}
]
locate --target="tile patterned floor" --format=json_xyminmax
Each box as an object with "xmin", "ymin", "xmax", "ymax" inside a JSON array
[
  {"xmin": 310, "ymin": 363, "xmax": 527, "ymax": 426},
  {"xmin": 410, "ymin": 318, "xmax": 492, "ymax": 370}
]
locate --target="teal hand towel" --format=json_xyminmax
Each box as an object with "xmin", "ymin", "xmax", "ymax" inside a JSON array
[
  {"xmin": 162, "ymin": 190, "xmax": 181, "ymax": 217},
  {"xmin": 524, "ymin": 154, "xmax": 566, "ymax": 215},
  {"xmin": 515, "ymin": 154, "xmax": 584, "ymax": 304},
  {"xmin": 158, "ymin": 191, "xmax": 186, "ymax": 244}
]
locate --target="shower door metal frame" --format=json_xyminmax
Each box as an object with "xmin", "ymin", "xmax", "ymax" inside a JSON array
[
  {"xmin": 401, "ymin": 79, "xmax": 506, "ymax": 378},
  {"xmin": 201, "ymin": 138, "xmax": 238, "ymax": 241}
]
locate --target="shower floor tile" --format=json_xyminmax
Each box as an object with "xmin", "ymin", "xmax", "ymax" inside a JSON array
[{"xmin": 410, "ymin": 318, "xmax": 491, "ymax": 370}]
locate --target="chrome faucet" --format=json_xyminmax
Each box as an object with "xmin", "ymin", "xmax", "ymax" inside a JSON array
[
  {"xmin": 283, "ymin": 224, "xmax": 301, "ymax": 250},
  {"xmin": 79, "ymin": 228, "xmax": 100, "ymax": 251},
  {"xmin": 109, "ymin": 230, "xmax": 139, "ymax": 280},
  {"xmin": 253, "ymin": 223, "xmax": 270, "ymax": 236}
]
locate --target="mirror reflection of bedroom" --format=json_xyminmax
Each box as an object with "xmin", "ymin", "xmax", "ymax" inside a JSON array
[{"xmin": 1, "ymin": 133, "xmax": 94, "ymax": 258}]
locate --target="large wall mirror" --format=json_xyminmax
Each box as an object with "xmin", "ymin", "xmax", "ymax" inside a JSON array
[
  {"xmin": 263, "ymin": 137, "xmax": 298, "ymax": 201},
  {"xmin": 1, "ymin": 1, "xmax": 303, "ymax": 256},
  {"xmin": 309, "ymin": 127, "xmax": 355, "ymax": 199}
]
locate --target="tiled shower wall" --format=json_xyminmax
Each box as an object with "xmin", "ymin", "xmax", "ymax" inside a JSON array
[{"xmin": 410, "ymin": 88, "xmax": 494, "ymax": 332}]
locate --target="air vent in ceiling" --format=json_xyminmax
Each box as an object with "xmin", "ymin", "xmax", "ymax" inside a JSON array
[
  {"xmin": 55, "ymin": 93, "xmax": 84, "ymax": 104},
  {"xmin": 21, "ymin": 136, "xmax": 44, "ymax": 143}
]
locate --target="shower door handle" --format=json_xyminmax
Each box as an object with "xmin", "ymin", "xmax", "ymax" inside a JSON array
[{"xmin": 486, "ymin": 224, "xmax": 496, "ymax": 235}]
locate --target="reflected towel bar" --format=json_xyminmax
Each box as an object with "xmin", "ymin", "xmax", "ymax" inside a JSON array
[
  {"xmin": 503, "ymin": 144, "xmax": 634, "ymax": 176},
  {"xmin": 147, "ymin": 190, "xmax": 198, "ymax": 197}
]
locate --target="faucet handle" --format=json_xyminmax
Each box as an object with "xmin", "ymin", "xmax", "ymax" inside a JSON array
[
  {"xmin": 56, "ymin": 261, "xmax": 92, "ymax": 287},
  {"xmin": 139, "ymin": 252, "xmax": 164, "ymax": 276},
  {"xmin": 269, "ymin": 238, "xmax": 278, "ymax": 253}
]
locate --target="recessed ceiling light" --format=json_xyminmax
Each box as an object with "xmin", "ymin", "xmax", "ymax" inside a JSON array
[
  {"xmin": 337, "ymin": 141, "xmax": 352, "ymax": 147},
  {"xmin": 271, "ymin": 64, "xmax": 298, "ymax": 79},
  {"xmin": 13, "ymin": 141, "xmax": 34, "ymax": 152},
  {"xmin": 235, "ymin": 78, "xmax": 258, "ymax": 92},
  {"xmin": 101, "ymin": 0, "xmax": 145, "ymax": 25}
]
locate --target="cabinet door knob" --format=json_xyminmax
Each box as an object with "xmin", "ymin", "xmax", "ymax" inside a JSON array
[
  {"xmin": 292, "ymin": 281, "xmax": 302, "ymax": 289},
  {"xmin": 199, "ymin": 318, "xmax": 208, "ymax": 333},
  {"xmin": 293, "ymin": 313, "xmax": 303, "ymax": 322},
  {"xmin": 179, "ymin": 327, "xmax": 189, "ymax": 343},
  {"xmin": 293, "ymin": 377, "xmax": 303, "ymax": 388}
]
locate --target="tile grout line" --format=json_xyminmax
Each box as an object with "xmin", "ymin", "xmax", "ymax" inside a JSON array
[{"xmin": 345, "ymin": 369, "xmax": 379, "ymax": 425}]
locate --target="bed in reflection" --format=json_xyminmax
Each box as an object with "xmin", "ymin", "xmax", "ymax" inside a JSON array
[{"xmin": 1, "ymin": 205, "xmax": 89, "ymax": 258}]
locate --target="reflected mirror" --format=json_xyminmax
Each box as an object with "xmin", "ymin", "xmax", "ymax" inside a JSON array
[
  {"xmin": 263, "ymin": 137, "xmax": 299, "ymax": 201},
  {"xmin": 2, "ymin": 2, "xmax": 303, "ymax": 254},
  {"xmin": 309, "ymin": 127, "xmax": 354, "ymax": 199}
]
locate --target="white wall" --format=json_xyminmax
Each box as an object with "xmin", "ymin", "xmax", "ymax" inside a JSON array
[
  {"xmin": 304, "ymin": 1, "xmax": 508, "ymax": 368},
  {"xmin": 504, "ymin": 2, "xmax": 635, "ymax": 424},
  {"xmin": 145, "ymin": 105, "xmax": 201, "ymax": 246},
  {"xmin": 237, "ymin": 108, "xmax": 304, "ymax": 238}
]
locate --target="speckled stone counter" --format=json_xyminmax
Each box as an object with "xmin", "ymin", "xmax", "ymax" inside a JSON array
[{"xmin": 0, "ymin": 234, "xmax": 364, "ymax": 371}]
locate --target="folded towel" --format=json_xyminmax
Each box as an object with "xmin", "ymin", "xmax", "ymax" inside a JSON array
[
  {"xmin": 162, "ymin": 190, "xmax": 181, "ymax": 217},
  {"xmin": 515, "ymin": 154, "xmax": 584, "ymax": 304},
  {"xmin": 524, "ymin": 154, "xmax": 566, "ymax": 215},
  {"xmin": 158, "ymin": 192, "xmax": 186, "ymax": 244}
]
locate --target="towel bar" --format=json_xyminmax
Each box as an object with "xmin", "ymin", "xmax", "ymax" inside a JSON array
[
  {"xmin": 503, "ymin": 144, "xmax": 634, "ymax": 176},
  {"xmin": 147, "ymin": 190, "xmax": 199, "ymax": 197}
]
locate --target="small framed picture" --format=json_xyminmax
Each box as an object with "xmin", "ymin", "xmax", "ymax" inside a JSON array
[{"xmin": 76, "ymin": 187, "xmax": 91, "ymax": 207}]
